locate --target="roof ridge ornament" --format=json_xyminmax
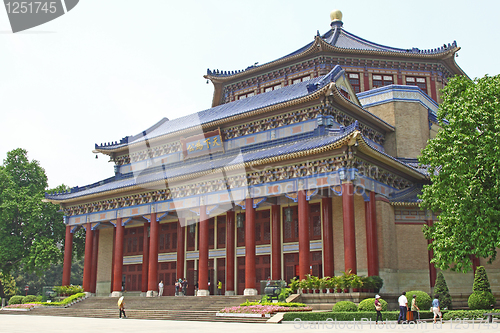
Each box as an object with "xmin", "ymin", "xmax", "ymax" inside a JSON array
[{"xmin": 330, "ymin": 9, "xmax": 343, "ymax": 28}]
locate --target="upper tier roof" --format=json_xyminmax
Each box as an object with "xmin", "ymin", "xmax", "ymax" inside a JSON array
[
  {"xmin": 205, "ymin": 20, "xmax": 460, "ymax": 79},
  {"xmin": 94, "ymin": 66, "xmax": 393, "ymax": 153}
]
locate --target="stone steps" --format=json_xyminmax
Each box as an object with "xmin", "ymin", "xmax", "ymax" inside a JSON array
[{"xmin": 1, "ymin": 295, "xmax": 267, "ymax": 323}]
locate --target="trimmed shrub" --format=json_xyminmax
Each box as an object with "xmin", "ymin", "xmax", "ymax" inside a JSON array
[
  {"xmin": 358, "ymin": 298, "xmax": 388, "ymax": 312},
  {"xmin": 22, "ymin": 295, "xmax": 38, "ymax": 304},
  {"xmin": 405, "ymin": 290, "xmax": 431, "ymax": 310},
  {"xmin": 443, "ymin": 309, "xmax": 500, "ymax": 320},
  {"xmin": 371, "ymin": 276, "xmax": 384, "ymax": 292},
  {"xmin": 283, "ymin": 311, "xmax": 434, "ymax": 322},
  {"xmin": 8, "ymin": 296, "xmax": 24, "ymax": 305},
  {"xmin": 53, "ymin": 285, "xmax": 84, "ymax": 296},
  {"xmin": 468, "ymin": 291, "xmax": 496, "ymax": 310},
  {"xmin": 332, "ymin": 301, "xmax": 357, "ymax": 312},
  {"xmin": 473, "ymin": 266, "xmax": 492, "ymax": 293},
  {"xmin": 434, "ymin": 272, "xmax": 452, "ymax": 310}
]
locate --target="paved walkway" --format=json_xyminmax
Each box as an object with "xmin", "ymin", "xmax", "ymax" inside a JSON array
[{"xmin": 1, "ymin": 314, "xmax": 499, "ymax": 333}]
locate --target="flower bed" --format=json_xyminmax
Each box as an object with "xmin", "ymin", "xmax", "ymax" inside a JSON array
[
  {"xmin": 220, "ymin": 304, "xmax": 312, "ymax": 315},
  {"xmin": 2, "ymin": 303, "xmax": 39, "ymax": 311}
]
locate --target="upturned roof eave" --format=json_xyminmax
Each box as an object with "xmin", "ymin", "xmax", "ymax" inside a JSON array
[
  {"xmin": 93, "ymin": 82, "xmax": 330, "ymax": 155},
  {"xmin": 204, "ymin": 37, "xmax": 461, "ymax": 83},
  {"xmin": 49, "ymin": 129, "xmax": 425, "ymax": 205}
]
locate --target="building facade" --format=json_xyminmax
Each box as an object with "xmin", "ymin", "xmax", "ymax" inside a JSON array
[{"xmin": 47, "ymin": 10, "xmax": 495, "ymax": 297}]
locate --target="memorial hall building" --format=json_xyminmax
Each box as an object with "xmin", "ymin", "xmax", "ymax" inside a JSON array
[{"xmin": 47, "ymin": 10, "xmax": 491, "ymax": 297}]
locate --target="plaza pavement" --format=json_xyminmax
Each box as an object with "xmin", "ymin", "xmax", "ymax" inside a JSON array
[{"xmin": 1, "ymin": 314, "xmax": 499, "ymax": 333}]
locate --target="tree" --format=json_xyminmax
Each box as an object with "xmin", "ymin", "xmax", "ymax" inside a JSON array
[
  {"xmin": 0, "ymin": 149, "xmax": 83, "ymax": 299},
  {"xmin": 434, "ymin": 272, "xmax": 452, "ymax": 309},
  {"xmin": 473, "ymin": 266, "xmax": 492, "ymax": 293},
  {"xmin": 468, "ymin": 266, "xmax": 495, "ymax": 309},
  {"xmin": 419, "ymin": 75, "xmax": 500, "ymax": 272}
]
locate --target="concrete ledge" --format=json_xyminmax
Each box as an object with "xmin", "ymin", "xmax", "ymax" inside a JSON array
[
  {"xmin": 267, "ymin": 312, "xmax": 285, "ymax": 323},
  {"xmin": 225, "ymin": 291, "xmax": 236, "ymax": 296},
  {"xmin": 244, "ymin": 289, "xmax": 258, "ymax": 296},
  {"xmin": 216, "ymin": 313, "xmax": 270, "ymax": 318},
  {"xmin": 197, "ymin": 289, "xmax": 210, "ymax": 296}
]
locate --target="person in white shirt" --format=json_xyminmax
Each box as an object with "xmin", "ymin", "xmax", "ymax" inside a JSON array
[
  {"xmin": 397, "ymin": 291, "xmax": 408, "ymax": 324},
  {"xmin": 158, "ymin": 280, "xmax": 164, "ymax": 297}
]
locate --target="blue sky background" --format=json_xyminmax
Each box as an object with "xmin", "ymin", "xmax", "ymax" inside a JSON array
[{"xmin": 0, "ymin": 0, "xmax": 498, "ymax": 188}]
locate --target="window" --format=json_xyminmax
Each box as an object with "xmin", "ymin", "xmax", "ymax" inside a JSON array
[
  {"xmin": 292, "ymin": 76, "xmax": 311, "ymax": 85},
  {"xmin": 264, "ymin": 84, "xmax": 281, "ymax": 92},
  {"xmin": 238, "ymin": 91, "xmax": 255, "ymax": 100},
  {"xmin": 348, "ymin": 73, "xmax": 361, "ymax": 93},
  {"xmin": 372, "ymin": 74, "xmax": 393, "ymax": 88},
  {"xmin": 405, "ymin": 76, "xmax": 427, "ymax": 94}
]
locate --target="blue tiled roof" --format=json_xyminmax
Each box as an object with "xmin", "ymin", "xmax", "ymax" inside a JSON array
[
  {"xmin": 95, "ymin": 74, "xmax": 328, "ymax": 150},
  {"xmin": 51, "ymin": 126, "xmax": 359, "ymax": 201},
  {"xmin": 390, "ymin": 184, "xmax": 423, "ymax": 203},
  {"xmin": 207, "ymin": 25, "xmax": 457, "ymax": 78}
]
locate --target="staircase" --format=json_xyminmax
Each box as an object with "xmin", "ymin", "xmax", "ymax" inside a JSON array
[{"xmin": 2, "ymin": 295, "xmax": 267, "ymax": 323}]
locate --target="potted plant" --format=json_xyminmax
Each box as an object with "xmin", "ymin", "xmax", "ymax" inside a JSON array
[
  {"xmin": 319, "ymin": 277, "xmax": 328, "ymax": 294},
  {"xmin": 289, "ymin": 277, "xmax": 299, "ymax": 293},
  {"xmin": 299, "ymin": 279, "xmax": 307, "ymax": 294},
  {"xmin": 351, "ymin": 275, "xmax": 363, "ymax": 292}
]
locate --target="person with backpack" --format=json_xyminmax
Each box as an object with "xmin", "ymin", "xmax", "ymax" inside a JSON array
[{"xmin": 374, "ymin": 295, "xmax": 383, "ymax": 324}]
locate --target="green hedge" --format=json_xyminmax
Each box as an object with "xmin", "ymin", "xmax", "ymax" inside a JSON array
[
  {"xmin": 358, "ymin": 298, "xmax": 388, "ymax": 311},
  {"xmin": 406, "ymin": 290, "xmax": 432, "ymax": 310},
  {"xmin": 283, "ymin": 311, "xmax": 435, "ymax": 322},
  {"xmin": 22, "ymin": 295, "xmax": 39, "ymax": 303},
  {"xmin": 443, "ymin": 309, "xmax": 500, "ymax": 320},
  {"xmin": 39, "ymin": 293, "xmax": 86, "ymax": 306},
  {"xmin": 8, "ymin": 295, "xmax": 24, "ymax": 305},
  {"xmin": 240, "ymin": 300, "xmax": 307, "ymax": 307},
  {"xmin": 468, "ymin": 291, "xmax": 496, "ymax": 310},
  {"xmin": 332, "ymin": 301, "xmax": 357, "ymax": 312},
  {"xmin": 53, "ymin": 285, "xmax": 84, "ymax": 296}
]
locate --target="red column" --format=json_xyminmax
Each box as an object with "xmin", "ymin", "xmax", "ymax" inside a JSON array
[
  {"xmin": 342, "ymin": 182, "xmax": 357, "ymax": 274},
  {"xmin": 426, "ymin": 218, "xmax": 437, "ymax": 288},
  {"xmin": 141, "ymin": 222, "xmax": 149, "ymax": 293},
  {"xmin": 90, "ymin": 230, "xmax": 99, "ymax": 293},
  {"xmin": 298, "ymin": 189, "xmax": 310, "ymax": 280},
  {"xmin": 176, "ymin": 218, "xmax": 185, "ymax": 280},
  {"xmin": 112, "ymin": 218, "xmax": 124, "ymax": 293},
  {"xmin": 226, "ymin": 211, "xmax": 235, "ymax": 293},
  {"xmin": 83, "ymin": 223, "xmax": 94, "ymax": 292},
  {"xmin": 245, "ymin": 197, "xmax": 256, "ymax": 292},
  {"xmin": 271, "ymin": 204, "xmax": 281, "ymax": 280},
  {"xmin": 148, "ymin": 213, "xmax": 158, "ymax": 293},
  {"xmin": 322, "ymin": 197, "xmax": 334, "ymax": 277},
  {"xmin": 365, "ymin": 191, "xmax": 379, "ymax": 276},
  {"xmin": 62, "ymin": 225, "xmax": 73, "ymax": 286},
  {"xmin": 198, "ymin": 206, "xmax": 209, "ymax": 294}
]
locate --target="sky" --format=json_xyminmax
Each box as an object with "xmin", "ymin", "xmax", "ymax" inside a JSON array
[{"xmin": 1, "ymin": 0, "xmax": 499, "ymax": 189}]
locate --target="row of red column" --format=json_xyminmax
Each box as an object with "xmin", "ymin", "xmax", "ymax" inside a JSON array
[
  {"xmin": 62, "ymin": 188, "xmax": 380, "ymax": 294},
  {"xmin": 63, "ymin": 223, "xmax": 99, "ymax": 293}
]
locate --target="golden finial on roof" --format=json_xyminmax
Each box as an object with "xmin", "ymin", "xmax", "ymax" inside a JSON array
[{"xmin": 330, "ymin": 9, "xmax": 342, "ymax": 22}]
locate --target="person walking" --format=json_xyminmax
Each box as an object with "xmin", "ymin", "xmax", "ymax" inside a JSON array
[
  {"xmin": 217, "ymin": 279, "xmax": 222, "ymax": 296},
  {"xmin": 117, "ymin": 296, "xmax": 127, "ymax": 319},
  {"xmin": 397, "ymin": 291, "xmax": 408, "ymax": 324},
  {"xmin": 182, "ymin": 278, "xmax": 188, "ymax": 296},
  {"xmin": 432, "ymin": 295, "xmax": 442, "ymax": 323},
  {"xmin": 374, "ymin": 295, "xmax": 383, "ymax": 324},
  {"xmin": 175, "ymin": 280, "xmax": 180, "ymax": 296},
  {"xmin": 411, "ymin": 294, "xmax": 420, "ymax": 322},
  {"xmin": 158, "ymin": 280, "xmax": 164, "ymax": 297}
]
